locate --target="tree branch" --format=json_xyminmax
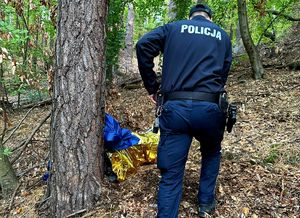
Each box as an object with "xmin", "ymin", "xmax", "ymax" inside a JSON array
[
  {"xmin": 16, "ymin": 163, "xmax": 41, "ymax": 178},
  {"xmin": 256, "ymin": 3, "xmax": 291, "ymax": 46},
  {"xmin": 0, "ymin": 103, "xmax": 9, "ymax": 144},
  {"xmin": 11, "ymin": 111, "xmax": 51, "ymax": 164},
  {"xmin": 266, "ymin": 9, "xmax": 300, "ymax": 21},
  {"xmin": 3, "ymin": 106, "xmax": 36, "ymax": 145},
  {"xmin": 4, "ymin": 182, "xmax": 22, "ymax": 218},
  {"xmin": 21, "ymin": 98, "xmax": 52, "ymax": 109},
  {"xmin": 65, "ymin": 209, "xmax": 87, "ymax": 218}
]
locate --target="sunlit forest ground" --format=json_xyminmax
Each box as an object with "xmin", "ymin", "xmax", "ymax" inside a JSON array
[
  {"xmin": 102, "ymin": 67, "xmax": 300, "ymax": 218},
  {"xmin": 1, "ymin": 28, "xmax": 300, "ymax": 218}
]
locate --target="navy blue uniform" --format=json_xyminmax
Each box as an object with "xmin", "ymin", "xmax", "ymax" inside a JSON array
[
  {"xmin": 136, "ymin": 15, "xmax": 232, "ymax": 95},
  {"xmin": 136, "ymin": 15, "xmax": 232, "ymax": 218}
]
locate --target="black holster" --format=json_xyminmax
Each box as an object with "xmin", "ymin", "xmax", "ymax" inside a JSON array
[
  {"xmin": 218, "ymin": 92, "xmax": 229, "ymax": 113},
  {"xmin": 226, "ymin": 104, "xmax": 237, "ymax": 133},
  {"xmin": 218, "ymin": 92, "xmax": 237, "ymax": 133},
  {"xmin": 152, "ymin": 93, "xmax": 163, "ymax": 134}
]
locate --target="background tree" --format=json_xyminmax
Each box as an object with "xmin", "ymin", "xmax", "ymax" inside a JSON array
[
  {"xmin": 0, "ymin": 107, "xmax": 18, "ymax": 198},
  {"xmin": 168, "ymin": 0, "xmax": 176, "ymax": 21},
  {"xmin": 40, "ymin": 0, "xmax": 108, "ymax": 217},
  {"xmin": 238, "ymin": 0, "xmax": 264, "ymax": 79},
  {"xmin": 0, "ymin": 0, "xmax": 299, "ymax": 217},
  {"xmin": 106, "ymin": 0, "xmax": 127, "ymax": 82},
  {"xmin": 173, "ymin": 0, "xmax": 193, "ymax": 20},
  {"xmin": 0, "ymin": 0, "xmax": 56, "ymax": 106},
  {"xmin": 1, "ymin": 0, "xmax": 298, "ymax": 94},
  {"xmin": 123, "ymin": 2, "xmax": 135, "ymax": 75}
]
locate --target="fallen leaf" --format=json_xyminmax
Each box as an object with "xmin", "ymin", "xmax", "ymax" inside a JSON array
[
  {"xmin": 16, "ymin": 207, "xmax": 23, "ymax": 214},
  {"xmin": 242, "ymin": 207, "xmax": 250, "ymax": 216}
]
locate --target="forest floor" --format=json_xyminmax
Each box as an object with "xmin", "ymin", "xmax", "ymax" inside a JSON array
[
  {"xmin": 103, "ymin": 67, "xmax": 300, "ymax": 218},
  {"xmin": 1, "ymin": 25, "xmax": 300, "ymax": 218},
  {"xmin": 0, "ymin": 65, "xmax": 299, "ymax": 218}
]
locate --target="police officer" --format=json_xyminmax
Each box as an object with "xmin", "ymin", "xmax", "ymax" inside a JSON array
[{"xmin": 136, "ymin": 3, "xmax": 232, "ymax": 218}]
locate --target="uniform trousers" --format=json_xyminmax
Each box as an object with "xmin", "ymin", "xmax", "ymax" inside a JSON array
[{"xmin": 157, "ymin": 99, "xmax": 226, "ymax": 218}]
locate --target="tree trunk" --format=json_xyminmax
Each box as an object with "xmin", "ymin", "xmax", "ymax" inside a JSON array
[
  {"xmin": 0, "ymin": 143, "xmax": 18, "ymax": 198},
  {"xmin": 237, "ymin": 0, "xmax": 264, "ymax": 79},
  {"xmin": 124, "ymin": 2, "xmax": 135, "ymax": 74},
  {"xmin": 233, "ymin": 20, "xmax": 244, "ymax": 55},
  {"xmin": 40, "ymin": 0, "xmax": 108, "ymax": 217},
  {"xmin": 0, "ymin": 95, "xmax": 18, "ymax": 198},
  {"xmin": 168, "ymin": 0, "xmax": 176, "ymax": 20}
]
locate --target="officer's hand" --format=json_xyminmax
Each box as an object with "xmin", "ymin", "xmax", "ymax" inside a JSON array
[{"xmin": 148, "ymin": 94, "xmax": 157, "ymax": 104}]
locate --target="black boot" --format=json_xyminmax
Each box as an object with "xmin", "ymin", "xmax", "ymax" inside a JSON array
[{"xmin": 199, "ymin": 200, "xmax": 216, "ymax": 217}]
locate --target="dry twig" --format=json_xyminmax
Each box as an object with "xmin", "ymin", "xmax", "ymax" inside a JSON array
[
  {"xmin": 65, "ymin": 209, "xmax": 87, "ymax": 218},
  {"xmin": 4, "ymin": 182, "xmax": 22, "ymax": 218},
  {"xmin": 3, "ymin": 106, "xmax": 36, "ymax": 145},
  {"xmin": 11, "ymin": 111, "xmax": 51, "ymax": 164},
  {"xmin": 21, "ymin": 99, "xmax": 52, "ymax": 109}
]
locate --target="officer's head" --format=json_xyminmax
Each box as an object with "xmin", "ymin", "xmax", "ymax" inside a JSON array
[{"xmin": 189, "ymin": 3, "xmax": 212, "ymax": 20}]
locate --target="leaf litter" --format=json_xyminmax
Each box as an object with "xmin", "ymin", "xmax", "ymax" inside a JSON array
[
  {"xmin": 97, "ymin": 67, "xmax": 300, "ymax": 218},
  {"xmin": 0, "ymin": 67, "xmax": 299, "ymax": 217}
]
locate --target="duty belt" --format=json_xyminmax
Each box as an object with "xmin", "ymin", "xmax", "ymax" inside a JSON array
[{"xmin": 163, "ymin": 91, "xmax": 219, "ymax": 104}]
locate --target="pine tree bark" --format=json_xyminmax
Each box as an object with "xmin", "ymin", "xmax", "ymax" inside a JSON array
[
  {"xmin": 237, "ymin": 0, "xmax": 264, "ymax": 79},
  {"xmin": 40, "ymin": 0, "xmax": 108, "ymax": 217}
]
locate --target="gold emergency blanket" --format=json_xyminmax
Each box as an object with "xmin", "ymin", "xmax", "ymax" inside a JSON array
[{"xmin": 109, "ymin": 132, "xmax": 159, "ymax": 181}]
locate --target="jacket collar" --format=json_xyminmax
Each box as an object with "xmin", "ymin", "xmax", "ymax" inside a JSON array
[{"xmin": 191, "ymin": 15, "xmax": 208, "ymax": 21}]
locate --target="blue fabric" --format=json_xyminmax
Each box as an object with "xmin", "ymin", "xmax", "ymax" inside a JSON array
[
  {"xmin": 42, "ymin": 160, "xmax": 52, "ymax": 181},
  {"xmin": 104, "ymin": 113, "xmax": 140, "ymax": 151},
  {"xmin": 42, "ymin": 114, "xmax": 139, "ymax": 181},
  {"xmin": 156, "ymin": 100, "xmax": 226, "ymax": 218}
]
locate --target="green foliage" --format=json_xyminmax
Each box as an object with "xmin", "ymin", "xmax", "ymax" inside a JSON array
[
  {"xmin": 173, "ymin": 0, "xmax": 193, "ymax": 20},
  {"xmin": 263, "ymin": 144, "xmax": 281, "ymax": 164},
  {"xmin": 286, "ymin": 153, "xmax": 300, "ymax": 165},
  {"xmin": 2, "ymin": 147, "xmax": 12, "ymax": 156},
  {"xmin": 134, "ymin": 0, "xmax": 166, "ymax": 18},
  {"xmin": 106, "ymin": 0, "xmax": 128, "ymax": 82},
  {"xmin": 1, "ymin": 0, "xmax": 299, "ymax": 89},
  {"xmin": 133, "ymin": 0, "xmax": 167, "ymax": 40},
  {"xmin": 106, "ymin": 0, "xmax": 167, "ymax": 82},
  {"xmin": 231, "ymin": 53, "xmax": 249, "ymax": 67},
  {"xmin": 0, "ymin": 4, "xmax": 28, "ymax": 56},
  {"xmin": 195, "ymin": 0, "xmax": 297, "ymax": 45},
  {"xmin": 4, "ymin": 75, "xmax": 29, "ymax": 96},
  {"xmin": 0, "ymin": 0, "xmax": 56, "ymax": 97},
  {"xmin": 25, "ymin": 89, "xmax": 48, "ymax": 102},
  {"xmin": 206, "ymin": 0, "xmax": 237, "ymax": 30}
]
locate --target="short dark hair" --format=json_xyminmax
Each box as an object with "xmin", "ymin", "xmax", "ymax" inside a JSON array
[{"xmin": 189, "ymin": 4, "xmax": 213, "ymax": 19}]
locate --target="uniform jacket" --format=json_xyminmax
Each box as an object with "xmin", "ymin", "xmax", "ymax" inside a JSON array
[{"xmin": 136, "ymin": 15, "xmax": 232, "ymax": 95}]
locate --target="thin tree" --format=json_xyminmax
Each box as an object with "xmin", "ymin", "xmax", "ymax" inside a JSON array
[
  {"xmin": 233, "ymin": 20, "xmax": 245, "ymax": 55},
  {"xmin": 237, "ymin": 0, "xmax": 264, "ymax": 79},
  {"xmin": 0, "ymin": 108, "xmax": 18, "ymax": 198},
  {"xmin": 124, "ymin": 2, "xmax": 135, "ymax": 74},
  {"xmin": 168, "ymin": 0, "xmax": 176, "ymax": 20},
  {"xmin": 40, "ymin": 0, "xmax": 108, "ymax": 217}
]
